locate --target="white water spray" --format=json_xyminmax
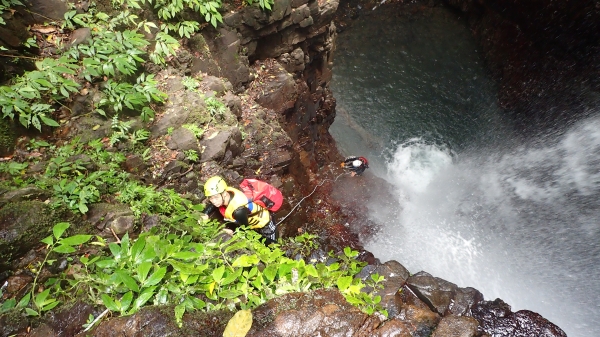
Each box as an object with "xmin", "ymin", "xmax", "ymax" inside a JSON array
[{"xmin": 366, "ymin": 116, "xmax": 600, "ymax": 337}]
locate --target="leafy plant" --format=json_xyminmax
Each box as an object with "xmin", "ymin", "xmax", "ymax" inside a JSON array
[
  {"xmin": 184, "ymin": 149, "xmax": 199, "ymax": 162},
  {"xmin": 0, "ymin": 161, "xmax": 28, "ymax": 175},
  {"xmin": 182, "ymin": 76, "xmax": 200, "ymax": 92},
  {"xmin": 246, "ymin": 0, "xmax": 274, "ymax": 11},
  {"xmin": 18, "ymin": 222, "xmax": 92, "ymax": 316},
  {"xmin": 97, "ymin": 74, "xmax": 166, "ymax": 118},
  {"xmin": 205, "ymin": 96, "xmax": 226, "ymax": 119},
  {"xmin": 149, "ymin": 32, "xmax": 180, "ymax": 64},
  {"xmin": 183, "ymin": 123, "xmax": 204, "ymax": 138},
  {"xmin": 0, "ymin": 56, "xmax": 79, "ymax": 130},
  {"xmin": 112, "ymin": 0, "xmax": 223, "ymax": 29}
]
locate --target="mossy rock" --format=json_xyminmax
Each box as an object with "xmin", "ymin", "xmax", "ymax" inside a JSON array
[
  {"xmin": 0, "ymin": 118, "xmax": 16, "ymax": 157},
  {"xmin": 0, "ymin": 308, "xmax": 32, "ymax": 337},
  {"xmin": 0, "ymin": 201, "xmax": 72, "ymax": 271}
]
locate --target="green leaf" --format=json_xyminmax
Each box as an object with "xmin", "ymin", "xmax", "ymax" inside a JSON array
[
  {"xmin": 130, "ymin": 287, "xmax": 155, "ymax": 313},
  {"xmin": 131, "ymin": 238, "xmax": 146, "ymax": 261},
  {"xmin": 109, "ymin": 242, "xmax": 121, "ymax": 259},
  {"xmin": 40, "ymin": 115, "xmax": 59, "ymax": 127},
  {"xmin": 174, "ymin": 304, "xmax": 185, "ymax": 328},
  {"xmin": 55, "ymin": 66, "xmax": 76, "ymax": 75},
  {"xmin": 144, "ymin": 266, "xmax": 166, "ymax": 287},
  {"xmin": 120, "ymin": 291, "xmax": 133, "ymax": 312},
  {"xmin": 41, "ymin": 236, "xmax": 54, "ymax": 246},
  {"xmin": 224, "ymin": 241, "xmax": 246, "ymax": 253},
  {"xmin": 42, "ymin": 300, "xmax": 60, "ymax": 311},
  {"xmin": 59, "ymin": 234, "xmax": 92, "ymax": 246},
  {"xmin": 169, "ymin": 260, "xmax": 208, "ymax": 275},
  {"xmin": 95, "ymin": 258, "xmax": 116, "ymax": 269},
  {"xmin": 101, "ymin": 294, "xmax": 119, "ymax": 311},
  {"xmin": 232, "ymin": 254, "xmax": 259, "ymax": 268},
  {"xmin": 212, "ymin": 265, "xmax": 225, "ymax": 283},
  {"xmin": 78, "ymin": 202, "xmax": 88, "ymax": 214},
  {"xmin": 263, "ymin": 265, "xmax": 277, "ymax": 283},
  {"xmin": 336, "ymin": 276, "xmax": 352, "ymax": 292},
  {"xmin": 218, "ymin": 289, "xmax": 244, "ymax": 299},
  {"xmin": 16, "ymin": 293, "xmax": 30, "ymax": 308},
  {"xmin": 137, "ymin": 261, "xmax": 152, "ymax": 283},
  {"xmin": 0, "ymin": 298, "xmax": 16, "ymax": 312},
  {"xmin": 305, "ymin": 264, "xmax": 319, "ymax": 278},
  {"xmin": 33, "ymin": 289, "xmax": 50, "ymax": 308},
  {"xmin": 53, "ymin": 222, "xmax": 70, "ymax": 239},
  {"xmin": 222, "ymin": 268, "xmax": 243, "ymax": 286},
  {"xmin": 116, "ymin": 270, "xmax": 139, "ymax": 292},
  {"xmin": 53, "ymin": 244, "xmax": 76, "ymax": 253},
  {"xmin": 25, "ymin": 308, "xmax": 39, "ymax": 316},
  {"xmin": 172, "ymin": 251, "xmax": 203, "ymax": 260}
]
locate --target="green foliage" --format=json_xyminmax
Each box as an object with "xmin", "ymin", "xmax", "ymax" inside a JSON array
[
  {"xmin": 0, "ymin": 56, "xmax": 79, "ymax": 131},
  {"xmin": 183, "ymin": 123, "xmax": 204, "ymax": 138},
  {"xmin": 24, "ymin": 138, "xmax": 130, "ymax": 214},
  {"xmin": 0, "ymin": 161, "xmax": 28, "ymax": 175},
  {"xmin": 182, "ymin": 76, "xmax": 200, "ymax": 92},
  {"xmin": 113, "ymin": 0, "xmax": 223, "ymax": 30},
  {"xmin": 205, "ymin": 96, "xmax": 226, "ymax": 119},
  {"xmin": 246, "ymin": 0, "xmax": 274, "ymax": 11},
  {"xmin": 97, "ymin": 73, "xmax": 166, "ymax": 118},
  {"xmin": 116, "ymin": 182, "xmax": 186, "ymax": 217},
  {"xmin": 1, "ymin": 6, "xmax": 166, "ymax": 131},
  {"xmin": 23, "ymin": 37, "xmax": 38, "ymax": 49},
  {"xmin": 107, "ymin": 116, "xmax": 150, "ymax": 147},
  {"xmin": 184, "ymin": 149, "xmax": 199, "ymax": 162},
  {"xmin": 43, "ymin": 218, "xmax": 386, "ymax": 327},
  {"xmin": 15, "ymin": 222, "xmax": 92, "ymax": 317},
  {"xmin": 149, "ymin": 32, "xmax": 180, "ymax": 64}
]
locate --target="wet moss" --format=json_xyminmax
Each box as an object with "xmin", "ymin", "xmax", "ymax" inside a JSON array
[
  {"xmin": 188, "ymin": 34, "xmax": 212, "ymax": 59},
  {"xmin": 0, "ymin": 309, "xmax": 31, "ymax": 336},
  {"xmin": 0, "ymin": 201, "xmax": 76, "ymax": 271},
  {"xmin": 0, "ymin": 118, "xmax": 16, "ymax": 157}
]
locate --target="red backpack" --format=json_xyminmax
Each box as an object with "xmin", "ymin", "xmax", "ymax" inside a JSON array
[{"xmin": 239, "ymin": 179, "xmax": 284, "ymax": 212}]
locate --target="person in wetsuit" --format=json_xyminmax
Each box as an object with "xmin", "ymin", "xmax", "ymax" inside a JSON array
[{"xmin": 341, "ymin": 156, "xmax": 369, "ymax": 176}]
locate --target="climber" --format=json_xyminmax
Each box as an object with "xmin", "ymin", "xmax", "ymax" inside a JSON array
[
  {"xmin": 341, "ymin": 156, "xmax": 369, "ymax": 176},
  {"xmin": 203, "ymin": 176, "xmax": 278, "ymax": 245}
]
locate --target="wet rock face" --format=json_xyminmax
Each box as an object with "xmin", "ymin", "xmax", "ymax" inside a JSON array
[
  {"xmin": 0, "ymin": 201, "xmax": 60, "ymax": 270},
  {"xmin": 472, "ymin": 299, "xmax": 567, "ymax": 337}
]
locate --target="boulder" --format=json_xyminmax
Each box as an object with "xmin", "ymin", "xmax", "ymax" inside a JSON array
[
  {"xmin": 200, "ymin": 127, "xmax": 243, "ymax": 163},
  {"xmin": 166, "ymin": 127, "xmax": 200, "ymax": 152},
  {"xmin": 472, "ymin": 299, "xmax": 567, "ymax": 337},
  {"xmin": 0, "ymin": 201, "xmax": 63, "ymax": 270},
  {"xmin": 0, "ymin": 186, "xmax": 51, "ymax": 208},
  {"xmin": 255, "ymin": 63, "xmax": 297, "ymax": 113},
  {"xmin": 406, "ymin": 271, "xmax": 458, "ymax": 315},
  {"xmin": 431, "ymin": 316, "xmax": 479, "ymax": 337}
]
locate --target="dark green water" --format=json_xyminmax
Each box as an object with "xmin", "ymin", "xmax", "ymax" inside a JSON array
[{"xmin": 330, "ymin": 5, "xmax": 600, "ymax": 337}]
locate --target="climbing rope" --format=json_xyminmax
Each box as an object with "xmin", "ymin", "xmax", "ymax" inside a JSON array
[{"xmin": 275, "ymin": 172, "xmax": 348, "ymax": 226}]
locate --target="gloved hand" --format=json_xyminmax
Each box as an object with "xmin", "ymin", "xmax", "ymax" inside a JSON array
[{"xmin": 203, "ymin": 203, "xmax": 217, "ymax": 215}]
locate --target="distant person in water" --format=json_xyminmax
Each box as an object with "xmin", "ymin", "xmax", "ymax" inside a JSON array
[{"xmin": 341, "ymin": 156, "xmax": 369, "ymax": 176}]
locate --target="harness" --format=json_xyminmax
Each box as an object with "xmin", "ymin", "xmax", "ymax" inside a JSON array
[{"xmin": 223, "ymin": 187, "xmax": 270, "ymax": 229}]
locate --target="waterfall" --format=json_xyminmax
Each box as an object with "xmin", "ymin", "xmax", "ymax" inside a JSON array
[{"xmin": 365, "ymin": 115, "xmax": 600, "ymax": 337}]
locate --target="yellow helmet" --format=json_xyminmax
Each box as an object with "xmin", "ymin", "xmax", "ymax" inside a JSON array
[{"xmin": 204, "ymin": 176, "xmax": 227, "ymax": 197}]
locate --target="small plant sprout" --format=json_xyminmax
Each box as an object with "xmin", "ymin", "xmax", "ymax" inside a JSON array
[{"xmin": 184, "ymin": 149, "xmax": 199, "ymax": 162}]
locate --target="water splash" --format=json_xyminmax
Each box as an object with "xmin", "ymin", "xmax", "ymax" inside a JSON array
[{"xmin": 366, "ymin": 118, "xmax": 600, "ymax": 337}]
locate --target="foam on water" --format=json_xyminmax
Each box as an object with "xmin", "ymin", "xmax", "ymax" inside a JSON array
[{"xmin": 365, "ymin": 116, "xmax": 600, "ymax": 337}]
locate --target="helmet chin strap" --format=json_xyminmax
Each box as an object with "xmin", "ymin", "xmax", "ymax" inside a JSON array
[{"xmin": 221, "ymin": 191, "xmax": 230, "ymax": 206}]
